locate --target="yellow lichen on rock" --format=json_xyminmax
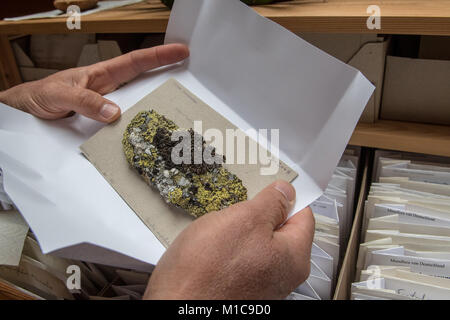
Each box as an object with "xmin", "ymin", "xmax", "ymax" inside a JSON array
[{"xmin": 123, "ymin": 110, "xmax": 247, "ymax": 218}]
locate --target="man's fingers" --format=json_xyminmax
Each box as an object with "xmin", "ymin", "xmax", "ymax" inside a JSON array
[
  {"xmin": 276, "ymin": 207, "xmax": 315, "ymax": 271},
  {"xmin": 60, "ymin": 86, "xmax": 121, "ymax": 123},
  {"xmin": 241, "ymin": 180, "xmax": 296, "ymax": 229},
  {"xmin": 278, "ymin": 206, "xmax": 315, "ymax": 241},
  {"xmin": 91, "ymin": 44, "xmax": 190, "ymax": 90}
]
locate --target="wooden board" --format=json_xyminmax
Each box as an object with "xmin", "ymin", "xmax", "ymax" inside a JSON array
[
  {"xmin": 0, "ymin": 279, "xmax": 39, "ymax": 300},
  {"xmin": 350, "ymin": 120, "xmax": 450, "ymax": 158},
  {"xmin": 0, "ymin": 0, "xmax": 450, "ymax": 35}
]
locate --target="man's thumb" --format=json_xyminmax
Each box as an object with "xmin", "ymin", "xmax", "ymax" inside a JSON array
[{"xmin": 245, "ymin": 180, "xmax": 296, "ymax": 229}]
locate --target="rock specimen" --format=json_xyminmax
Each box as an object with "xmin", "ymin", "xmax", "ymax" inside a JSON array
[{"xmin": 123, "ymin": 110, "xmax": 247, "ymax": 218}]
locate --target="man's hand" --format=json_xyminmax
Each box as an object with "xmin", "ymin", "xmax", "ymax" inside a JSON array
[
  {"xmin": 144, "ymin": 180, "xmax": 315, "ymax": 300},
  {"xmin": 0, "ymin": 44, "xmax": 189, "ymax": 123}
]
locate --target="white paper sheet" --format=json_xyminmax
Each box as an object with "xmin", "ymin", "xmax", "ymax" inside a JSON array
[{"xmin": 0, "ymin": 0, "xmax": 373, "ymax": 269}]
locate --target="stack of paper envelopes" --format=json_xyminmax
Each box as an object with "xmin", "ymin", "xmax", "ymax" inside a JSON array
[{"xmin": 353, "ymin": 150, "xmax": 450, "ymax": 300}]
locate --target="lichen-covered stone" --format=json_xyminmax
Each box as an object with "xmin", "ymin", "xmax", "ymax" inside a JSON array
[{"xmin": 123, "ymin": 110, "xmax": 247, "ymax": 218}]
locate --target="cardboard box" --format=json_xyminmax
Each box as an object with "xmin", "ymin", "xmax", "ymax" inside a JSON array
[
  {"xmin": 298, "ymin": 34, "xmax": 389, "ymax": 123},
  {"xmin": 333, "ymin": 150, "xmax": 371, "ymax": 300},
  {"xmin": 77, "ymin": 40, "xmax": 122, "ymax": 67},
  {"xmin": 12, "ymin": 38, "xmax": 122, "ymax": 82},
  {"xmin": 381, "ymin": 55, "xmax": 450, "ymax": 125},
  {"xmin": 19, "ymin": 67, "xmax": 59, "ymax": 82},
  {"xmin": 30, "ymin": 34, "xmax": 96, "ymax": 70}
]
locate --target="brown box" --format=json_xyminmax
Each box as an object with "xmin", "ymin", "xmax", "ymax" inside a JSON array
[
  {"xmin": 333, "ymin": 150, "xmax": 370, "ymax": 300},
  {"xmin": 298, "ymin": 34, "xmax": 389, "ymax": 123},
  {"xmin": 19, "ymin": 67, "xmax": 59, "ymax": 82},
  {"xmin": 77, "ymin": 41, "xmax": 122, "ymax": 67},
  {"xmin": 381, "ymin": 55, "xmax": 450, "ymax": 126},
  {"xmin": 30, "ymin": 34, "xmax": 96, "ymax": 70},
  {"xmin": 12, "ymin": 37, "xmax": 122, "ymax": 82}
]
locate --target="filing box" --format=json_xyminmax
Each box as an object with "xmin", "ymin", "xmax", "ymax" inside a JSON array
[{"xmin": 381, "ymin": 55, "xmax": 450, "ymax": 126}]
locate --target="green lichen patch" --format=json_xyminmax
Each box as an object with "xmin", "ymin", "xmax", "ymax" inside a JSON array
[{"xmin": 122, "ymin": 110, "xmax": 247, "ymax": 218}]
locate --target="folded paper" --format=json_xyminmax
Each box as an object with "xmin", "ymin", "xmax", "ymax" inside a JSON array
[{"xmin": 81, "ymin": 79, "xmax": 297, "ymax": 247}]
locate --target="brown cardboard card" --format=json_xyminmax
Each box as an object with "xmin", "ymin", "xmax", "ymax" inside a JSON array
[
  {"xmin": 381, "ymin": 55, "xmax": 450, "ymax": 125},
  {"xmin": 81, "ymin": 79, "xmax": 297, "ymax": 248}
]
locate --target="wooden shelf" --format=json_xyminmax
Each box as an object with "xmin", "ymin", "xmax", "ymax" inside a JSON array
[
  {"xmin": 0, "ymin": 0, "xmax": 450, "ymax": 35},
  {"xmin": 350, "ymin": 120, "xmax": 450, "ymax": 157}
]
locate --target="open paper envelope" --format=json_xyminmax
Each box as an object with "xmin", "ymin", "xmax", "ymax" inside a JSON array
[
  {"xmin": 0, "ymin": 0, "xmax": 373, "ymax": 270},
  {"xmin": 80, "ymin": 79, "xmax": 298, "ymax": 248}
]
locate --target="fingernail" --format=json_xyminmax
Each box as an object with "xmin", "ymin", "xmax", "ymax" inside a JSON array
[
  {"xmin": 100, "ymin": 104, "xmax": 119, "ymax": 120},
  {"xmin": 274, "ymin": 181, "xmax": 296, "ymax": 209}
]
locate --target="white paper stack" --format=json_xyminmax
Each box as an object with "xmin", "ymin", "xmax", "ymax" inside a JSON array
[
  {"xmin": 292, "ymin": 146, "xmax": 361, "ymax": 300},
  {"xmin": 352, "ymin": 150, "xmax": 450, "ymax": 300}
]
